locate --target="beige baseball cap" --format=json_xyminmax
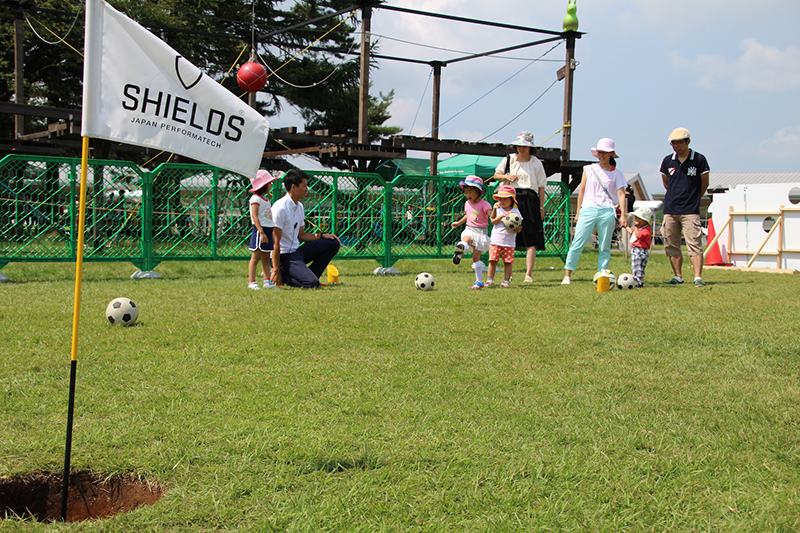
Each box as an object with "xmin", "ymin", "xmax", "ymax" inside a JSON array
[{"xmin": 668, "ymin": 128, "xmax": 690, "ymax": 142}]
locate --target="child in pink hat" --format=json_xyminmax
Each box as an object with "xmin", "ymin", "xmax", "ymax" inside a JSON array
[
  {"xmin": 248, "ymin": 169, "xmax": 280, "ymax": 290},
  {"xmin": 487, "ymin": 185, "xmax": 523, "ymax": 288},
  {"xmin": 451, "ymin": 175, "xmax": 492, "ymax": 289}
]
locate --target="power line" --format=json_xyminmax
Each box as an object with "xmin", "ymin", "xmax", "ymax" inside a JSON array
[
  {"xmin": 370, "ymin": 32, "xmax": 563, "ymax": 63},
  {"xmin": 422, "ymin": 40, "xmax": 563, "ymax": 138},
  {"xmin": 479, "ymin": 78, "xmax": 560, "ymax": 142},
  {"xmin": 23, "ymin": 5, "xmax": 82, "ymax": 46},
  {"xmin": 257, "ymin": 20, "xmax": 362, "ymax": 89}
]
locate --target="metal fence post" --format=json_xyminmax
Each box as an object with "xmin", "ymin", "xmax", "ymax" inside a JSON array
[
  {"xmin": 211, "ymin": 167, "xmax": 218, "ymax": 258},
  {"xmin": 331, "ymin": 174, "xmax": 338, "ymax": 235},
  {"xmin": 382, "ymin": 179, "xmax": 392, "ymax": 267},
  {"xmin": 142, "ymin": 169, "xmax": 153, "ymax": 271},
  {"xmin": 436, "ymin": 179, "xmax": 444, "ymax": 255}
]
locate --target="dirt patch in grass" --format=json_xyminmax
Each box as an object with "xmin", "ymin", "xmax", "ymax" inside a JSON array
[{"xmin": 0, "ymin": 471, "xmax": 164, "ymax": 523}]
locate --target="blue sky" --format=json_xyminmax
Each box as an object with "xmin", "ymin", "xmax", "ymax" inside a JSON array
[{"xmin": 269, "ymin": 0, "xmax": 800, "ymax": 193}]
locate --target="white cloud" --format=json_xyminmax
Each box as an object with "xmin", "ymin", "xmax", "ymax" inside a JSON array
[
  {"xmin": 756, "ymin": 126, "xmax": 800, "ymax": 159},
  {"xmin": 622, "ymin": 0, "xmax": 800, "ymax": 30},
  {"xmin": 671, "ymin": 38, "xmax": 800, "ymax": 92}
]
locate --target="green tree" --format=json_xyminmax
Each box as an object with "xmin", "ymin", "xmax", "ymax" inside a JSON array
[
  {"xmin": 1, "ymin": 0, "xmax": 401, "ymax": 164},
  {"xmin": 298, "ymin": 86, "xmax": 402, "ymax": 143}
]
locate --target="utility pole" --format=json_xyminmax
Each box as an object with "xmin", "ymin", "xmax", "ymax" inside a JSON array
[
  {"xmin": 561, "ymin": 32, "xmax": 577, "ymax": 160},
  {"xmin": 14, "ymin": 2, "xmax": 28, "ymax": 139},
  {"xmin": 358, "ymin": 4, "xmax": 372, "ymax": 145},
  {"xmin": 429, "ymin": 61, "xmax": 445, "ymax": 176}
]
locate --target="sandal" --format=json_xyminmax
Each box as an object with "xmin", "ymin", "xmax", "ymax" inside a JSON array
[
  {"xmin": 523, "ymin": 275, "xmax": 533, "ymax": 283},
  {"xmin": 485, "ymin": 278, "xmax": 494, "ymax": 287},
  {"xmin": 500, "ymin": 279, "xmax": 511, "ymax": 288},
  {"xmin": 452, "ymin": 243, "xmax": 464, "ymax": 265}
]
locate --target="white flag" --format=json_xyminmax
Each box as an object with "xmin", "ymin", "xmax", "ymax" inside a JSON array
[{"xmin": 82, "ymin": 0, "xmax": 269, "ymax": 177}]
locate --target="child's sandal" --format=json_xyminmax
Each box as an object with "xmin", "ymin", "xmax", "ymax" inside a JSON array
[{"xmin": 452, "ymin": 243, "xmax": 464, "ymax": 265}]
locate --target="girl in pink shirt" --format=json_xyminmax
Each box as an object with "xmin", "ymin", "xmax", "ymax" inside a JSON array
[{"xmin": 451, "ymin": 175, "xmax": 492, "ymax": 289}]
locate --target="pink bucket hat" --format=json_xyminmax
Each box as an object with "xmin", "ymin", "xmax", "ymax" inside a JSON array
[
  {"xmin": 459, "ymin": 175, "xmax": 484, "ymax": 192},
  {"xmin": 249, "ymin": 169, "xmax": 278, "ymax": 192},
  {"xmin": 492, "ymin": 184, "xmax": 517, "ymax": 200},
  {"xmin": 591, "ymin": 138, "xmax": 619, "ymax": 159}
]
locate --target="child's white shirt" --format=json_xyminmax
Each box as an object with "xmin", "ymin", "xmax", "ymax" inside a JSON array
[
  {"xmin": 249, "ymin": 194, "xmax": 274, "ymax": 228},
  {"xmin": 490, "ymin": 206, "xmax": 522, "ymax": 248}
]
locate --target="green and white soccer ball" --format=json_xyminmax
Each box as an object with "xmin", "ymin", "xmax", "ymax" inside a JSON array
[{"xmin": 592, "ymin": 269, "xmax": 616, "ymax": 289}]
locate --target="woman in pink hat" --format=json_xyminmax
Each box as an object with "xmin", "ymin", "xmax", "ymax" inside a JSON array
[
  {"xmin": 486, "ymin": 184, "xmax": 523, "ymax": 288},
  {"xmin": 493, "ymin": 131, "xmax": 547, "ymax": 283},
  {"xmin": 561, "ymin": 138, "xmax": 628, "ymax": 285},
  {"xmin": 247, "ymin": 169, "xmax": 280, "ymax": 290}
]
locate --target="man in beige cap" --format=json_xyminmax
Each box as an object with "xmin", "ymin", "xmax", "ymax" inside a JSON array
[{"xmin": 659, "ymin": 127, "xmax": 710, "ymax": 287}]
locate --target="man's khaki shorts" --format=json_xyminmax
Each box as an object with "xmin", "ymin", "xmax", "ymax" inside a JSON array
[{"xmin": 662, "ymin": 214, "xmax": 703, "ymax": 257}]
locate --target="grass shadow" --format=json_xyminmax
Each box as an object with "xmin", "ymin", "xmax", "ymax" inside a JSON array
[{"xmin": 295, "ymin": 453, "xmax": 386, "ymax": 475}]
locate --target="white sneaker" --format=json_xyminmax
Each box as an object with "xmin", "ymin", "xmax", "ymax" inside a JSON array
[
  {"xmin": 248, "ymin": 282, "xmax": 260, "ymax": 290},
  {"xmin": 263, "ymin": 280, "xmax": 279, "ymax": 290},
  {"xmin": 561, "ymin": 277, "xmax": 571, "ymax": 285}
]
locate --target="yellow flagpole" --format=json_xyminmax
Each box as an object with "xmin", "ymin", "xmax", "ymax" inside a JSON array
[
  {"xmin": 61, "ymin": 135, "xmax": 90, "ymax": 521},
  {"xmin": 70, "ymin": 137, "xmax": 90, "ymax": 361}
]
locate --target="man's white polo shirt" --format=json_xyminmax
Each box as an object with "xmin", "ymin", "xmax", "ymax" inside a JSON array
[{"xmin": 271, "ymin": 193, "xmax": 304, "ymax": 254}]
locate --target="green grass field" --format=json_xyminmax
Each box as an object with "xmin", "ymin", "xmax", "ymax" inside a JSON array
[{"xmin": 1, "ymin": 251, "xmax": 799, "ymax": 531}]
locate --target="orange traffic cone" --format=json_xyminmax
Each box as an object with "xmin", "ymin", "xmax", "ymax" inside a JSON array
[{"xmin": 705, "ymin": 218, "xmax": 730, "ymax": 266}]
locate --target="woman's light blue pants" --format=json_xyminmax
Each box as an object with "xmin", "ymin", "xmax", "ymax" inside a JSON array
[{"xmin": 565, "ymin": 206, "xmax": 616, "ymax": 272}]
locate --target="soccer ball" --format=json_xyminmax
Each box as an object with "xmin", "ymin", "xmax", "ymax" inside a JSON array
[
  {"xmin": 617, "ymin": 273, "xmax": 636, "ymax": 290},
  {"xmin": 415, "ymin": 272, "xmax": 435, "ymax": 291},
  {"xmin": 503, "ymin": 212, "xmax": 522, "ymax": 231},
  {"xmin": 106, "ymin": 297, "xmax": 139, "ymax": 326},
  {"xmin": 592, "ymin": 269, "xmax": 616, "ymax": 290}
]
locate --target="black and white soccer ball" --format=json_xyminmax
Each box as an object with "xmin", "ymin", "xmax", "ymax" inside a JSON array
[
  {"xmin": 503, "ymin": 212, "xmax": 522, "ymax": 231},
  {"xmin": 616, "ymin": 273, "xmax": 636, "ymax": 290},
  {"xmin": 592, "ymin": 269, "xmax": 616, "ymax": 290},
  {"xmin": 106, "ymin": 297, "xmax": 139, "ymax": 326},
  {"xmin": 414, "ymin": 272, "xmax": 435, "ymax": 291}
]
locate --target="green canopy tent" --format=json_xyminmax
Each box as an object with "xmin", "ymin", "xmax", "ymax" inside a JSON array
[
  {"xmin": 375, "ymin": 158, "xmax": 431, "ymax": 181},
  {"xmin": 427, "ymin": 154, "xmax": 506, "ymax": 179}
]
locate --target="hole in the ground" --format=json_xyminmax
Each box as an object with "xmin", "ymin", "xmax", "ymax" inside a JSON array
[{"xmin": 0, "ymin": 472, "xmax": 164, "ymax": 523}]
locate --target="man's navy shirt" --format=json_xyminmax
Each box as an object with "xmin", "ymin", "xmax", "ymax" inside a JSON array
[{"xmin": 660, "ymin": 150, "xmax": 709, "ymax": 215}]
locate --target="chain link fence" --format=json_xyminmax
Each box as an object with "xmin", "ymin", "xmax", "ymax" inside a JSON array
[{"xmin": 0, "ymin": 155, "xmax": 570, "ymax": 273}]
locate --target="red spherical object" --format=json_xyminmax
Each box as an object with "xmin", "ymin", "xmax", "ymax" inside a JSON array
[{"xmin": 236, "ymin": 62, "xmax": 267, "ymax": 92}]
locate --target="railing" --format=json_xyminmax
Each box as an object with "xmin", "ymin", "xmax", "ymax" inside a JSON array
[{"xmin": 0, "ymin": 154, "xmax": 570, "ymax": 272}]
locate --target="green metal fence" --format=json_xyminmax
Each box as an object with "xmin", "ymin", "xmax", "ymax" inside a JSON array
[{"xmin": 0, "ymin": 154, "xmax": 570, "ymax": 272}]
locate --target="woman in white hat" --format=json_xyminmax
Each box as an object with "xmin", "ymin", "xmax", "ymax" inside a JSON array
[
  {"xmin": 561, "ymin": 138, "xmax": 628, "ymax": 285},
  {"xmin": 492, "ymin": 131, "xmax": 547, "ymax": 282}
]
